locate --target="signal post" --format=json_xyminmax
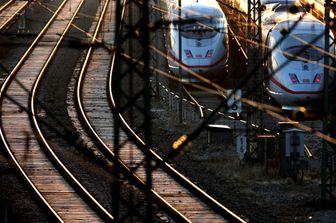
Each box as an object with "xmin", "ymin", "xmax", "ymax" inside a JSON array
[{"xmin": 245, "ymin": 0, "xmax": 265, "ymax": 162}]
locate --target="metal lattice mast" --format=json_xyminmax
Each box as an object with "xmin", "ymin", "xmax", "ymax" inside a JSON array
[
  {"xmin": 246, "ymin": 0, "xmax": 263, "ymax": 161},
  {"xmin": 322, "ymin": 0, "xmax": 336, "ymax": 205},
  {"xmin": 113, "ymin": 0, "xmax": 153, "ymax": 221}
]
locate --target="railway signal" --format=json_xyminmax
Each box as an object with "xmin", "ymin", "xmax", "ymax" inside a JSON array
[
  {"xmin": 227, "ymin": 89, "xmax": 242, "ymax": 113},
  {"xmin": 236, "ymin": 135, "xmax": 247, "ymax": 161}
]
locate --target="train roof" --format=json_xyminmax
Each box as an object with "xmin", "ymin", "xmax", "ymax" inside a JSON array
[
  {"xmin": 171, "ymin": 0, "xmax": 224, "ymax": 18},
  {"xmin": 274, "ymin": 18, "xmax": 324, "ymax": 32},
  {"xmin": 270, "ymin": 18, "xmax": 325, "ymax": 42}
]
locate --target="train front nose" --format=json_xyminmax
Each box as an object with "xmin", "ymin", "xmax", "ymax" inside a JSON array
[
  {"xmin": 284, "ymin": 82, "xmax": 323, "ymax": 105},
  {"xmin": 274, "ymin": 64, "xmax": 325, "ymax": 105},
  {"xmin": 181, "ymin": 57, "xmax": 212, "ymax": 76},
  {"xmin": 181, "ymin": 43, "xmax": 228, "ymax": 81}
]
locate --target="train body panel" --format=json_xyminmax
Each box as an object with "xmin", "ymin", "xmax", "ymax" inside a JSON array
[{"xmin": 166, "ymin": 0, "xmax": 229, "ymax": 82}]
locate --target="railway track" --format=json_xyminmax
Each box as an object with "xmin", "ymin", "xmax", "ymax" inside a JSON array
[
  {"xmin": 69, "ymin": 0, "xmax": 247, "ymax": 222},
  {"xmin": 0, "ymin": 0, "xmax": 29, "ymax": 31},
  {"xmin": 0, "ymin": 0, "xmax": 113, "ymax": 221}
]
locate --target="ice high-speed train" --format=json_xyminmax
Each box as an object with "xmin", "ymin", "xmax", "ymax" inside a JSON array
[
  {"xmin": 262, "ymin": 1, "xmax": 335, "ymax": 116},
  {"xmin": 264, "ymin": 17, "xmax": 334, "ymax": 113},
  {"xmin": 220, "ymin": 0, "xmax": 335, "ymax": 117},
  {"xmin": 165, "ymin": 0, "xmax": 229, "ymax": 82}
]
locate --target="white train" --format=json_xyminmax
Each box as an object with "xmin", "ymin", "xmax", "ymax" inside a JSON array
[
  {"xmin": 220, "ymin": 0, "xmax": 335, "ymax": 117},
  {"xmin": 261, "ymin": 1, "xmax": 335, "ymax": 116},
  {"xmin": 165, "ymin": 0, "xmax": 229, "ymax": 82}
]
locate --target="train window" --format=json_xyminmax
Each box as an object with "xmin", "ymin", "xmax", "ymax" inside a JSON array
[
  {"xmin": 181, "ymin": 19, "xmax": 220, "ymax": 39},
  {"xmin": 281, "ymin": 34, "xmax": 323, "ymax": 61}
]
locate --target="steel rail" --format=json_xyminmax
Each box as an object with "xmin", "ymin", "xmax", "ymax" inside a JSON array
[
  {"xmin": 182, "ymin": 85, "xmax": 205, "ymax": 119},
  {"xmin": 0, "ymin": 1, "xmax": 29, "ymax": 31},
  {"xmin": 73, "ymin": 0, "xmax": 191, "ymax": 221},
  {"xmin": 0, "ymin": 0, "xmax": 15, "ymax": 14},
  {"xmin": 0, "ymin": 0, "xmax": 70, "ymax": 221},
  {"xmin": 29, "ymin": 0, "xmax": 114, "ymax": 221}
]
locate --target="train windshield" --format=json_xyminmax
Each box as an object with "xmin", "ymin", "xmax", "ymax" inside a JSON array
[
  {"xmin": 262, "ymin": 0, "xmax": 299, "ymax": 5},
  {"xmin": 272, "ymin": 4, "xmax": 305, "ymax": 13},
  {"xmin": 281, "ymin": 34, "xmax": 324, "ymax": 61},
  {"xmin": 181, "ymin": 17, "xmax": 224, "ymax": 39}
]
